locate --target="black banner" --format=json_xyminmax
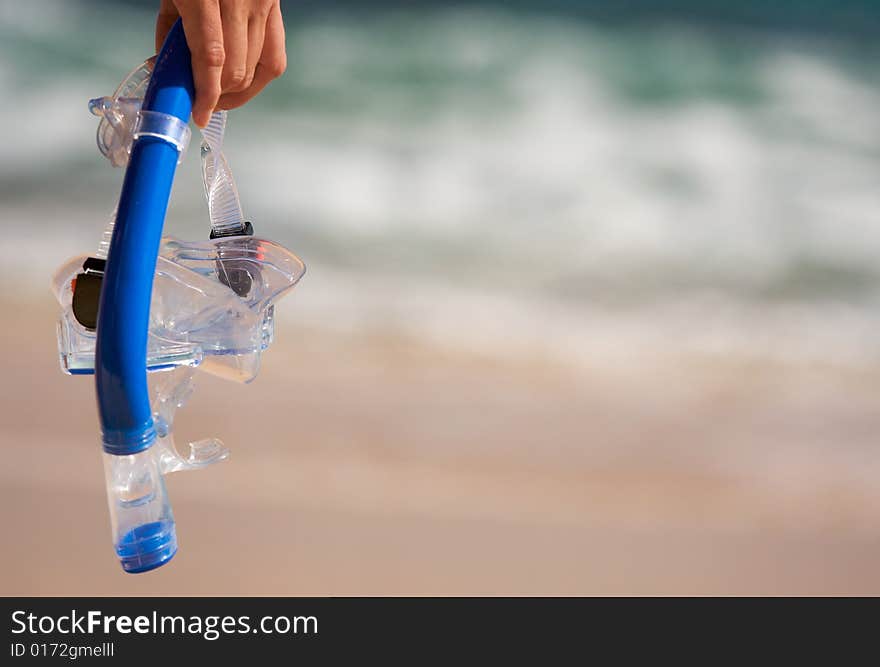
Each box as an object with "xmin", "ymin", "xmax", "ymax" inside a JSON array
[{"xmin": 0, "ymin": 597, "xmax": 875, "ymax": 660}]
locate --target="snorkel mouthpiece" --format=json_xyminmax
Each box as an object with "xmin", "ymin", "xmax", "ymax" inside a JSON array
[{"xmin": 95, "ymin": 19, "xmax": 194, "ymax": 572}]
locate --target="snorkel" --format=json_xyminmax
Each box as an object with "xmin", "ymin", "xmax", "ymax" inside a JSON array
[
  {"xmin": 51, "ymin": 20, "xmax": 305, "ymax": 573},
  {"xmin": 94, "ymin": 21, "xmax": 193, "ymax": 573}
]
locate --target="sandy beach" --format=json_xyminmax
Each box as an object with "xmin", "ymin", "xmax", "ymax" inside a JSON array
[{"xmin": 1, "ymin": 293, "xmax": 879, "ymax": 595}]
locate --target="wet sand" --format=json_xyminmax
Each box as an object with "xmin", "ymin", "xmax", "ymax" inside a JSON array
[{"xmin": 2, "ymin": 295, "xmax": 880, "ymax": 595}]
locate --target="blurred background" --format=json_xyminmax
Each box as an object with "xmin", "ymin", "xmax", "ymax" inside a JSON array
[{"xmin": 1, "ymin": 0, "xmax": 880, "ymax": 594}]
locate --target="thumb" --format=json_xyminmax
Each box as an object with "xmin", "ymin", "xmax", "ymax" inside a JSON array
[{"xmin": 155, "ymin": 1, "xmax": 179, "ymax": 53}]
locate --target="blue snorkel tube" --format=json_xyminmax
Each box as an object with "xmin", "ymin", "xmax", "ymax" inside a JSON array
[{"xmin": 95, "ymin": 20, "xmax": 194, "ymax": 573}]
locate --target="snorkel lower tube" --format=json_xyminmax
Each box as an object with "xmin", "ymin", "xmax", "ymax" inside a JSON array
[{"xmin": 95, "ymin": 20, "xmax": 194, "ymax": 573}]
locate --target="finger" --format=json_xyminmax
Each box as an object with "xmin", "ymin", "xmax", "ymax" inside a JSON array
[
  {"xmin": 216, "ymin": 3, "xmax": 286, "ymax": 110},
  {"xmin": 177, "ymin": 0, "xmax": 224, "ymax": 127},
  {"xmin": 219, "ymin": 0, "xmax": 250, "ymax": 93},
  {"xmin": 244, "ymin": 10, "xmax": 269, "ymax": 89},
  {"xmin": 154, "ymin": 0, "xmax": 179, "ymax": 53}
]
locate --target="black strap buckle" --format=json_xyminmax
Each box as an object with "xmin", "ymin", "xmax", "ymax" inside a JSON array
[
  {"xmin": 211, "ymin": 222, "xmax": 259, "ymax": 297},
  {"xmin": 72, "ymin": 257, "xmax": 107, "ymax": 331}
]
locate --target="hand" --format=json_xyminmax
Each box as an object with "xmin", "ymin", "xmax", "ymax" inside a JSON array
[{"xmin": 155, "ymin": 0, "xmax": 287, "ymax": 127}]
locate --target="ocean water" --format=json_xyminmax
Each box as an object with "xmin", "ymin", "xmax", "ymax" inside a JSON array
[{"xmin": 2, "ymin": 0, "xmax": 880, "ymax": 367}]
